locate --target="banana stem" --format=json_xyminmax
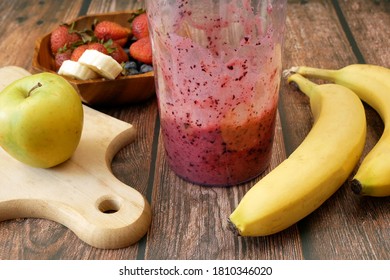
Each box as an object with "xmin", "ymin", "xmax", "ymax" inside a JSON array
[
  {"xmin": 287, "ymin": 73, "xmax": 317, "ymax": 98},
  {"xmin": 286, "ymin": 66, "xmax": 338, "ymax": 82}
]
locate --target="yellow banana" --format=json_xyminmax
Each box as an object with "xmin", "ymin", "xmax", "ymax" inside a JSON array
[
  {"xmin": 229, "ymin": 74, "xmax": 366, "ymax": 237},
  {"xmin": 286, "ymin": 64, "xmax": 390, "ymax": 197}
]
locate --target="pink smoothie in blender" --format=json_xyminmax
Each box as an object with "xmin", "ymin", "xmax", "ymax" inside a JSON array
[{"xmin": 146, "ymin": 0, "xmax": 287, "ymax": 186}]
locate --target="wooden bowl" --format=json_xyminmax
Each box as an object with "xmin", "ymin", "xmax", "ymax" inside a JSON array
[{"xmin": 32, "ymin": 11, "xmax": 155, "ymax": 107}]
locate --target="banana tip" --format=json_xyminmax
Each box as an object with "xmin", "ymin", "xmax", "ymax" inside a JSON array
[
  {"xmin": 227, "ymin": 219, "xmax": 241, "ymax": 236},
  {"xmin": 351, "ymin": 179, "xmax": 363, "ymax": 195}
]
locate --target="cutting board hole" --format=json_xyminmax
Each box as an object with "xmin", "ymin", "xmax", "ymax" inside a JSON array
[{"xmin": 97, "ymin": 196, "xmax": 122, "ymax": 214}]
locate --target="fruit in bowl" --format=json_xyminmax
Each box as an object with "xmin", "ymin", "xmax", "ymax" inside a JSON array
[{"xmin": 32, "ymin": 11, "xmax": 155, "ymax": 106}]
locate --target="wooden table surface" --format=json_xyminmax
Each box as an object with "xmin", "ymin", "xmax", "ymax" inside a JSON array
[{"xmin": 0, "ymin": 0, "xmax": 389, "ymax": 260}]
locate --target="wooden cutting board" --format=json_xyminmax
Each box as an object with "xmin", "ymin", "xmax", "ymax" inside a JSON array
[{"xmin": 0, "ymin": 66, "xmax": 151, "ymax": 249}]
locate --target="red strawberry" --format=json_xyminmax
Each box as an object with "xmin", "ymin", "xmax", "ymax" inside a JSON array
[
  {"xmin": 129, "ymin": 37, "xmax": 153, "ymax": 64},
  {"xmin": 70, "ymin": 44, "xmax": 89, "ymax": 61},
  {"xmin": 109, "ymin": 42, "xmax": 128, "ymax": 64},
  {"xmin": 71, "ymin": 42, "xmax": 108, "ymax": 61},
  {"xmin": 54, "ymin": 49, "xmax": 72, "ymax": 70},
  {"xmin": 87, "ymin": 42, "xmax": 108, "ymax": 54},
  {"xmin": 94, "ymin": 21, "xmax": 131, "ymax": 47},
  {"xmin": 131, "ymin": 13, "xmax": 149, "ymax": 40},
  {"xmin": 50, "ymin": 24, "xmax": 81, "ymax": 54}
]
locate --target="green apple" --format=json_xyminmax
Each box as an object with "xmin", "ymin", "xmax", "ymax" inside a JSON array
[{"xmin": 0, "ymin": 72, "xmax": 83, "ymax": 168}]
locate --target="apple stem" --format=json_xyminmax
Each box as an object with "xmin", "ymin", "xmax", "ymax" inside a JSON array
[{"xmin": 28, "ymin": 82, "xmax": 42, "ymax": 97}]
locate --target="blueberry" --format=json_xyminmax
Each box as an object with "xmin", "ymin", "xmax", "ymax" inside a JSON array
[
  {"xmin": 122, "ymin": 61, "xmax": 140, "ymax": 75},
  {"xmin": 140, "ymin": 64, "xmax": 153, "ymax": 73},
  {"xmin": 127, "ymin": 68, "xmax": 140, "ymax": 76},
  {"xmin": 124, "ymin": 61, "xmax": 138, "ymax": 70}
]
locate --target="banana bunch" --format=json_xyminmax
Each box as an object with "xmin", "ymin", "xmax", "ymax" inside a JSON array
[
  {"xmin": 286, "ymin": 64, "xmax": 390, "ymax": 197},
  {"xmin": 58, "ymin": 50, "xmax": 123, "ymax": 80},
  {"xmin": 229, "ymin": 73, "xmax": 366, "ymax": 237}
]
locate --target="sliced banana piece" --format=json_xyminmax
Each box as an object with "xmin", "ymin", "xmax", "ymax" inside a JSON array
[
  {"xmin": 58, "ymin": 60, "xmax": 100, "ymax": 80},
  {"xmin": 78, "ymin": 50, "xmax": 122, "ymax": 80}
]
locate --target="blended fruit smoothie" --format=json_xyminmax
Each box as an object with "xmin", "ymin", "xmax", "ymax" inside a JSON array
[{"xmin": 147, "ymin": 0, "xmax": 285, "ymax": 186}]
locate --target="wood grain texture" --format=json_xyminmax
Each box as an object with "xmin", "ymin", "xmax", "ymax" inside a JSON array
[
  {"xmin": 337, "ymin": 0, "xmax": 390, "ymax": 67},
  {"xmin": 0, "ymin": 0, "xmax": 388, "ymax": 260},
  {"xmin": 0, "ymin": 0, "xmax": 84, "ymax": 70}
]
